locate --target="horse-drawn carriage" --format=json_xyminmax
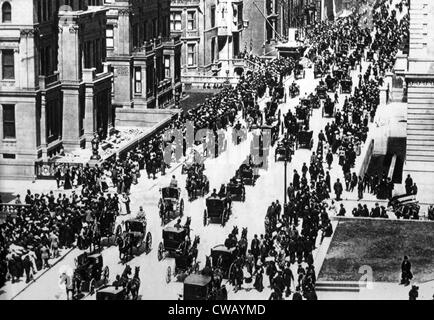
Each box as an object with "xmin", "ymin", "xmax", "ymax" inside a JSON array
[
  {"xmin": 210, "ymin": 245, "xmax": 238, "ymax": 279},
  {"xmin": 325, "ymin": 75, "xmax": 338, "ymax": 92},
  {"xmin": 227, "ymin": 177, "xmax": 246, "ymax": 202},
  {"xmin": 289, "ymin": 82, "xmax": 300, "ymax": 98},
  {"xmin": 164, "ymin": 234, "xmax": 200, "ymax": 284},
  {"xmin": 116, "ymin": 218, "xmax": 152, "ymax": 261},
  {"xmin": 203, "ymin": 196, "xmax": 232, "ymax": 226},
  {"xmin": 301, "ymin": 94, "xmax": 321, "ymax": 110},
  {"xmin": 388, "ymin": 194, "xmax": 421, "ymax": 220},
  {"xmin": 296, "ymin": 104, "xmax": 311, "ymax": 123},
  {"xmin": 183, "ymin": 274, "xmax": 213, "ymax": 300},
  {"xmin": 158, "ymin": 187, "xmax": 185, "ymax": 225},
  {"xmin": 340, "ymin": 77, "xmax": 353, "ymax": 94},
  {"xmin": 236, "ymin": 163, "xmax": 259, "ymax": 186},
  {"xmin": 181, "ymin": 152, "xmax": 205, "ymax": 175},
  {"xmin": 316, "ymin": 85, "xmax": 328, "ymax": 99},
  {"xmin": 96, "ymin": 286, "xmax": 126, "ymax": 300},
  {"xmin": 322, "ymin": 98, "xmax": 336, "ymax": 118},
  {"xmin": 294, "ymin": 63, "xmax": 306, "ymax": 80},
  {"xmin": 186, "ymin": 173, "xmax": 210, "ymax": 200},
  {"xmin": 275, "ymin": 138, "xmax": 295, "ymax": 162},
  {"xmin": 73, "ymin": 252, "xmax": 109, "ymax": 295},
  {"xmin": 296, "ymin": 130, "xmax": 314, "ymax": 150}
]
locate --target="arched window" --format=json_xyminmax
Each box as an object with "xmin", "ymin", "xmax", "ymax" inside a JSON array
[{"xmin": 2, "ymin": 2, "xmax": 11, "ymax": 23}]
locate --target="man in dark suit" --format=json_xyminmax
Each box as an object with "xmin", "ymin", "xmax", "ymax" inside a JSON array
[{"xmin": 333, "ymin": 179, "xmax": 343, "ymax": 201}]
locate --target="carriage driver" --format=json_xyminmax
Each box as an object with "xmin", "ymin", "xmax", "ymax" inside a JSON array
[
  {"xmin": 136, "ymin": 206, "xmax": 146, "ymax": 221},
  {"xmin": 170, "ymin": 175, "xmax": 178, "ymax": 188}
]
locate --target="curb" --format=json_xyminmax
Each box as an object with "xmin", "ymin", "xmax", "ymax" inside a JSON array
[{"xmin": 10, "ymin": 247, "xmax": 76, "ymax": 300}]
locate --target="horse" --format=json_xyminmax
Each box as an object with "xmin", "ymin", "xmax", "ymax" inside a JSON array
[
  {"xmin": 126, "ymin": 266, "xmax": 141, "ymax": 300},
  {"xmin": 89, "ymin": 222, "xmax": 101, "ymax": 253},
  {"xmin": 118, "ymin": 264, "xmax": 132, "ymax": 288},
  {"xmin": 116, "ymin": 233, "xmax": 133, "ymax": 263},
  {"xmin": 189, "ymin": 235, "xmax": 200, "ymax": 264}
]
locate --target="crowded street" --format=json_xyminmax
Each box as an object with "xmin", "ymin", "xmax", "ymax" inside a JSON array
[{"xmin": 2, "ymin": 0, "xmax": 434, "ymax": 302}]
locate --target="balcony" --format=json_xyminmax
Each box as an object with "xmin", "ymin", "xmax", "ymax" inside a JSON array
[
  {"xmin": 39, "ymin": 72, "xmax": 60, "ymax": 89},
  {"xmin": 171, "ymin": 0, "xmax": 200, "ymax": 6},
  {"xmin": 218, "ymin": 26, "xmax": 230, "ymax": 37},
  {"xmin": 157, "ymin": 78, "xmax": 173, "ymax": 94},
  {"xmin": 162, "ymin": 35, "xmax": 181, "ymax": 47}
]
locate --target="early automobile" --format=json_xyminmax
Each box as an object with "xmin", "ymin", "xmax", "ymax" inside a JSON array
[
  {"xmin": 73, "ymin": 252, "xmax": 109, "ymax": 295},
  {"xmin": 158, "ymin": 187, "xmax": 185, "ymax": 225},
  {"xmin": 96, "ymin": 286, "xmax": 126, "ymax": 300},
  {"xmin": 210, "ymin": 245, "xmax": 238, "ymax": 279},
  {"xmin": 325, "ymin": 75, "xmax": 338, "ymax": 92},
  {"xmin": 203, "ymin": 196, "xmax": 232, "ymax": 226},
  {"xmin": 183, "ymin": 274, "xmax": 213, "ymax": 300},
  {"xmin": 316, "ymin": 85, "xmax": 328, "ymax": 99}
]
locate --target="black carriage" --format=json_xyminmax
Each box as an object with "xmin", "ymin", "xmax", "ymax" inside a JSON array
[
  {"xmin": 183, "ymin": 274, "xmax": 213, "ymax": 300},
  {"xmin": 123, "ymin": 218, "xmax": 152, "ymax": 255},
  {"xmin": 296, "ymin": 105, "xmax": 311, "ymax": 123},
  {"xmin": 325, "ymin": 76, "xmax": 337, "ymax": 92},
  {"xmin": 236, "ymin": 163, "xmax": 258, "ymax": 186},
  {"xmin": 186, "ymin": 174, "xmax": 210, "ymax": 200},
  {"xmin": 294, "ymin": 64, "xmax": 305, "ymax": 80},
  {"xmin": 340, "ymin": 78, "xmax": 353, "ymax": 94},
  {"xmin": 275, "ymin": 139, "xmax": 295, "ymax": 162},
  {"xmin": 96, "ymin": 286, "xmax": 126, "ymax": 300},
  {"xmin": 322, "ymin": 99, "xmax": 336, "ymax": 118},
  {"xmin": 74, "ymin": 252, "xmax": 109, "ymax": 295},
  {"xmin": 227, "ymin": 178, "xmax": 246, "ymax": 202},
  {"xmin": 296, "ymin": 130, "xmax": 314, "ymax": 149},
  {"xmin": 158, "ymin": 226, "xmax": 187, "ymax": 261},
  {"xmin": 210, "ymin": 245, "xmax": 237, "ymax": 279},
  {"xmin": 316, "ymin": 85, "xmax": 328, "ymax": 99},
  {"xmin": 366, "ymin": 50, "xmax": 374, "ymax": 62},
  {"xmin": 204, "ymin": 197, "xmax": 232, "ymax": 226},
  {"xmin": 159, "ymin": 187, "xmax": 185, "ymax": 225}
]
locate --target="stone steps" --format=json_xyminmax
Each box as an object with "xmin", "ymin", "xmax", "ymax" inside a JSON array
[{"xmin": 315, "ymin": 281, "xmax": 367, "ymax": 293}]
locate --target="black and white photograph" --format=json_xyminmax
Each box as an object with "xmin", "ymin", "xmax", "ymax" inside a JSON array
[{"xmin": 0, "ymin": 0, "xmax": 432, "ymax": 304}]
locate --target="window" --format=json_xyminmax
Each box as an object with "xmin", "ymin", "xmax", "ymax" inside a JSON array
[
  {"xmin": 2, "ymin": 2, "xmax": 11, "ymax": 22},
  {"xmin": 187, "ymin": 44, "xmax": 196, "ymax": 66},
  {"xmin": 170, "ymin": 12, "xmax": 182, "ymax": 31},
  {"xmin": 187, "ymin": 11, "xmax": 196, "ymax": 30},
  {"xmin": 106, "ymin": 26, "xmax": 114, "ymax": 48},
  {"xmin": 2, "ymin": 49, "xmax": 14, "ymax": 79},
  {"xmin": 164, "ymin": 56, "xmax": 170, "ymax": 79},
  {"xmin": 134, "ymin": 67, "xmax": 142, "ymax": 94},
  {"xmin": 211, "ymin": 6, "xmax": 216, "ymax": 27},
  {"xmin": 3, "ymin": 105, "xmax": 15, "ymax": 139},
  {"xmin": 211, "ymin": 38, "xmax": 216, "ymax": 63}
]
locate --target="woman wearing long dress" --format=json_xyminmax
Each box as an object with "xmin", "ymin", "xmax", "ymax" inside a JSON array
[
  {"xmin": 253, "ymin": 265, "xmax": 264, "ymax": 292},
  {"xmin": 63, "ymin": 169, "xmax": 72, "ymax": 190}
]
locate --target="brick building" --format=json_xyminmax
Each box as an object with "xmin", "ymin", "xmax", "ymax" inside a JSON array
[{"xmin": 0, "ymin": 0, "xmax": 112, "ymax": 179}]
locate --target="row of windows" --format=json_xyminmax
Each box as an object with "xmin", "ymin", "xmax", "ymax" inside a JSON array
[
  {"xmin": 133, "ymin": 57, "xmax": 171, "ymax": 94},
  {"xmin": 170, "ymin": 11, "xmax": 196, "ymax": 31}
]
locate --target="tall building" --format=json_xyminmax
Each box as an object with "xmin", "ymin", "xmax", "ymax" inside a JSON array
[
  {"xmin": 0, "ymin": 0, "xmax": 112, "ymax": 179},
  {"xmin": 403, "ymin": 0, "xmax": 434, "ymax": 174},
  {"xmin": 104, "ymin": 0, "xmax": 182, "ymax": 110},
  {"xmin": 170, "ymin": 0, "xmax": 246, "ymax": 79}
]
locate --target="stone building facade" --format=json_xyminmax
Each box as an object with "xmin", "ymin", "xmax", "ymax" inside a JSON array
[
  {"xmin": 0, "ymin": 0, "xmax": 112, "ymax": 179},
  {"xmin": 170, "ymin": 0, "xmax": 246, "ymax": 79},
  {"xmin": 104, "ymin": 0, "xmax": 182, "ymax": 110}
]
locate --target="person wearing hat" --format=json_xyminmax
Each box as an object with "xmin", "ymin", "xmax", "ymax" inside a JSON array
[
  {"xmin": 409, "ymin": 285, "xmax": 419, "ymax": 300},
  {"xmin": 401, "ymin": 255, "xmax": 412, "ymax": 286}
]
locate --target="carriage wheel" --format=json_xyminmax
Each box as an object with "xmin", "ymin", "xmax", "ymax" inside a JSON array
[
  {"xmin": 228, "ymin": 262, "xmax": 236, "ymax": 283},
  {"xmin": 115, "ymin": 225, "xmax": 122, "ymax": 239},
  {"xmin": 242, "ymin": 188, "xmax": 246, "ymax": 202},
  {"xmin": 221, "ymin": 212, "xmax": 226, "ymax": 227},
  {"xmin": 158, "ymin": 242, "xmax": 164, "ymax": 261},
  {"xmin": 203, "ymin": 210, "xmax": 208, "ymax": 226},
  {"xmin": 103, "ymin": 266, "xmax": 110, "ymax": 284},
  {"xmin": 166, "ymin": 266, "xmax": 172, "ymax": 284},
  {"xmin": 89, "ymin": 279, "xmax": 96, "ymax": 295},
  {"xmin": 145, "ymin": 232, "xmax": 152, "ymax": 254},
  {"xmin": 180, "ymin": 199, "xmax": 184, "ymax": 217}
]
